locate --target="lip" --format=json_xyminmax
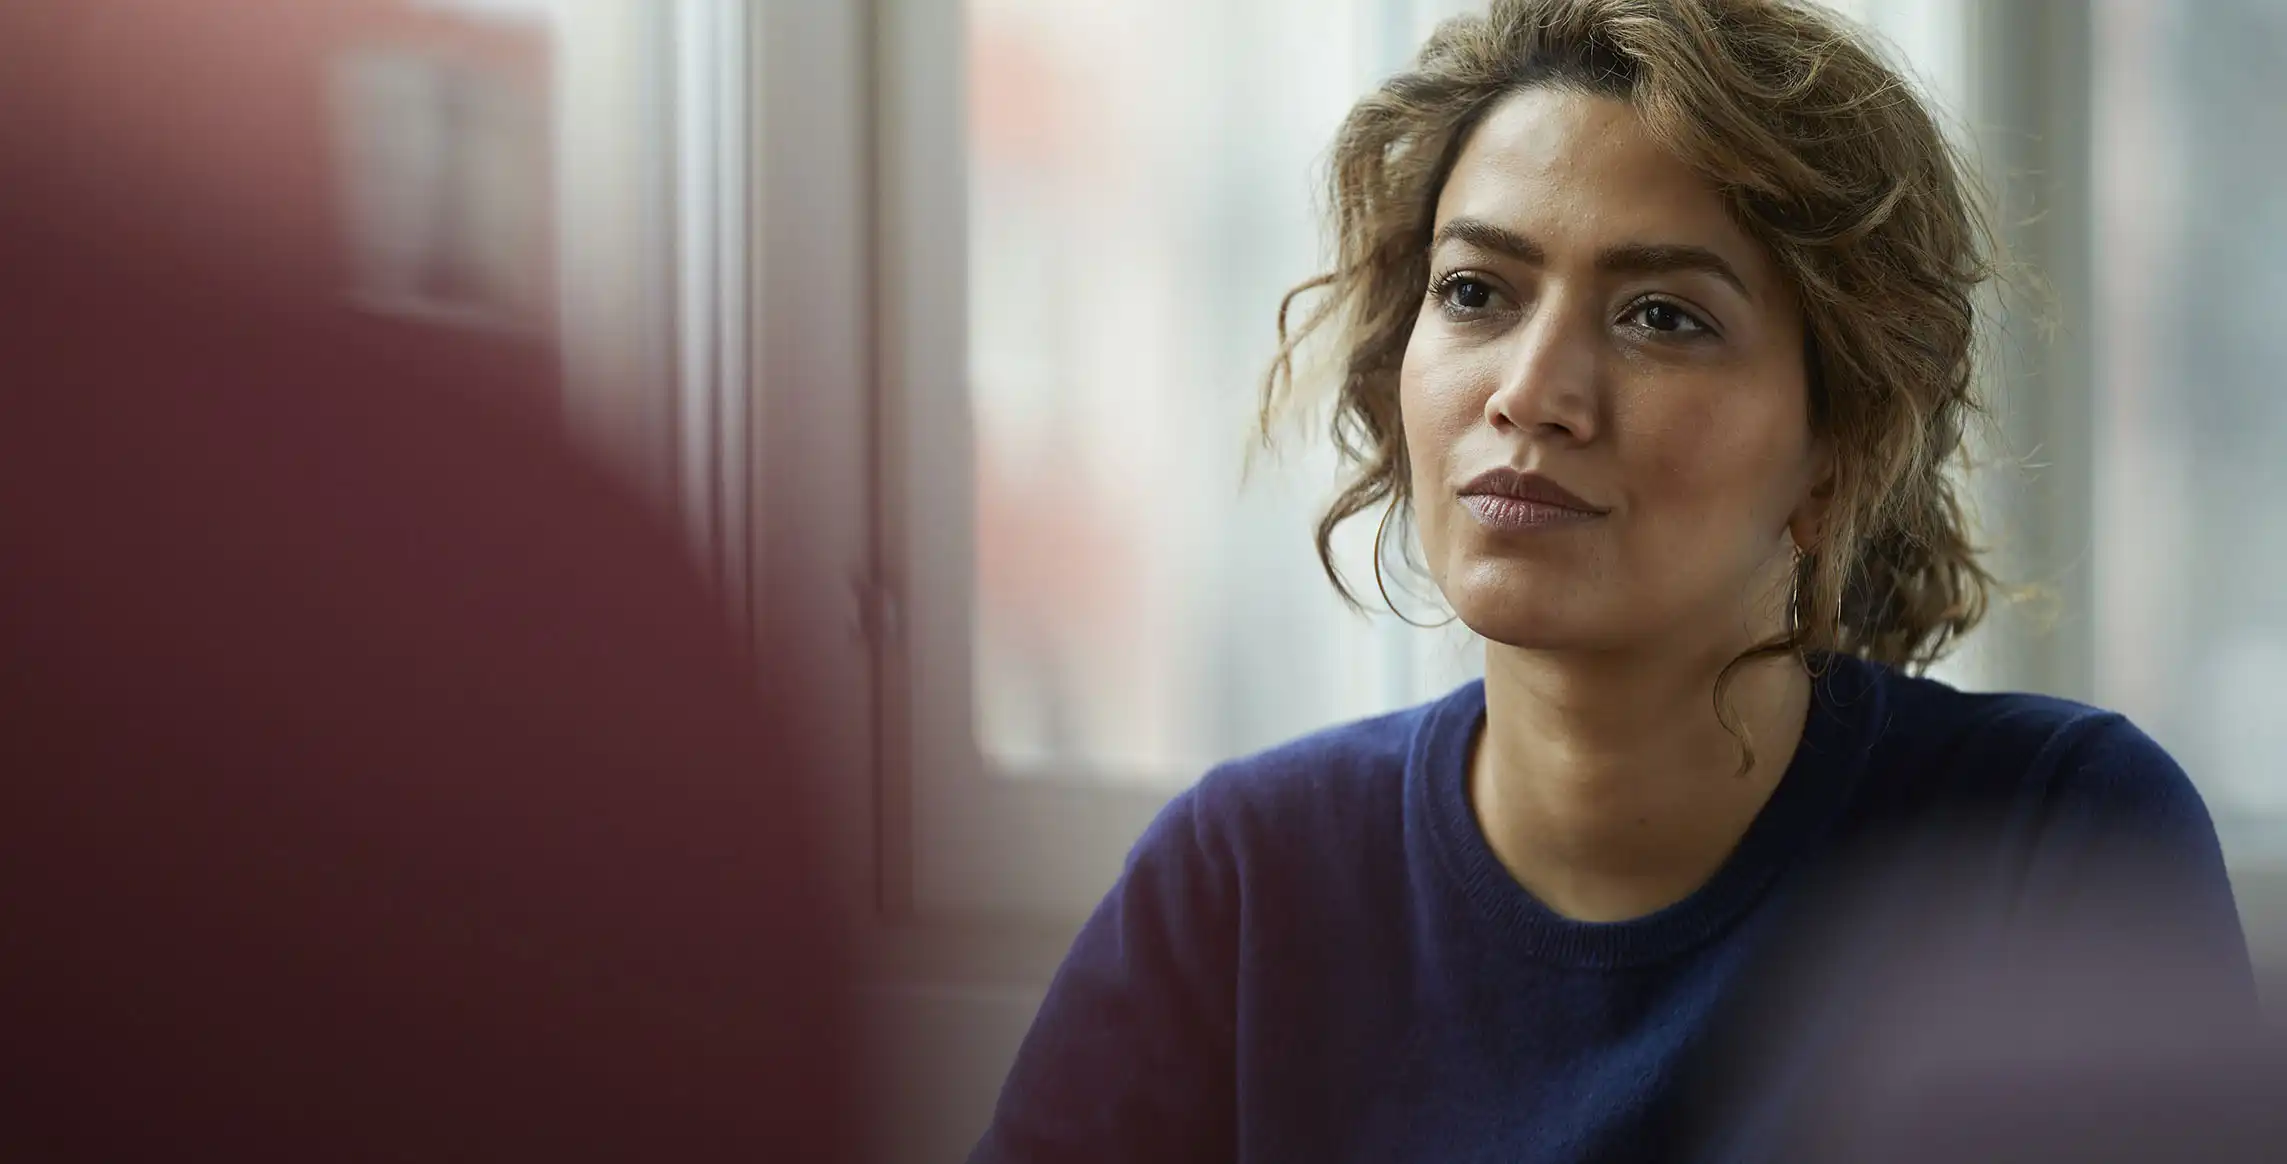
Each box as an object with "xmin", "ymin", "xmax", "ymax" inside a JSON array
[
  {"xmin": 1457, "ymin": 467, "xmax": 1607, "ymax": 512},
  {"xmin": 1456, "ymin": 467, "xmax": 1607, "ymax": 531}
]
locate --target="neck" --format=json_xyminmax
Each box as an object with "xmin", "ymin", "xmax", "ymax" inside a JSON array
[{"xmin": 1470, "ymin": 636, "xmax": 1812, "ymax": 923}]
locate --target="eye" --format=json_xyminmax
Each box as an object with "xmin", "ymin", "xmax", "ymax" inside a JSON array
[
  {"xmin": 1417, "ymin": 266, "xmax": 1509, "ymax": 313},
  {"xmin": 1621, "ymin": 298, "xmax": 1713, "ymax": 337},
  {"xmin": 1448, "ymin": 278, "xmax": 1493, "ymax": 311},
  {"xmin": 1429, "ymin": 272, "xmax": 1507, "ymax": 318}
]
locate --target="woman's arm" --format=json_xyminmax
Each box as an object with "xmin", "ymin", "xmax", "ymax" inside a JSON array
[{"xmin": 968, "ymin": 787, "xmax": 1240, "ymax": 1164}]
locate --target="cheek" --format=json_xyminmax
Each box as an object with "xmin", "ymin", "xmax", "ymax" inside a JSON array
[
  {"xmin": 1398, "ymin": 326, "xmax": 1492, "ymax": 466},
  {"xmin": 1397, "ymin": 330, "xmax": 1482, "ymax": 531},
  {"xmin": 1618, "ymin": 376, "xmax": 1810, "ymax": 532}
]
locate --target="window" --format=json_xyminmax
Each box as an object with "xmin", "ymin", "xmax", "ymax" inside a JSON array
[
  {"xmin": 332, "ymin": 43, "xmax": 551, "ymax": 332},
  {"xmin": 2091, "ymin": 0, "xmax": 2287, "ymax": 858},
  {"xmin": 963, "ymin": 0, "xmax": 1484, "ymax": 785},
  {"xmin": 355, "ymin": 0, "xmax": 755, "ymax": 597}
]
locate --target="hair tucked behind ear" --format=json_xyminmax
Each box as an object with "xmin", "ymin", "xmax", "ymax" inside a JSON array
[{"xmin": 1262, "ymin": 0, "xmax": 2001, "ymax": 765}]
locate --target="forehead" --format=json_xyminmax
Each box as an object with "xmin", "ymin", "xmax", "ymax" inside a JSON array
[{"xmin": 1434, "ymin": 86, "xmax": 1773, "ymax": 276}]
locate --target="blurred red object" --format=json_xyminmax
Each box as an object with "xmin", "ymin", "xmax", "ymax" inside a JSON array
[{"xmin": 0, "ymin": 4, "xmax": 852, "ymax": 1161}]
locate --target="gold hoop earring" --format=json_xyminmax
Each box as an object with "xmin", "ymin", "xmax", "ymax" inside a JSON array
[
  {"xmin": 1373, "ymin": 502, "xmax": 1457, "ymax": 631},
  {"xmin": 1786, "ymin": 546, "xmax": 1808, "ymax": 646}
]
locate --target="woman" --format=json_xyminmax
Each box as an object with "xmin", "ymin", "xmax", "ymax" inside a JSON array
[{"xmin": 970, "ymin": 1, "xmax": 2255, "ymax": 1160}]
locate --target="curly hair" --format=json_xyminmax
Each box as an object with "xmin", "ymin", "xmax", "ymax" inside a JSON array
[{"xmin": 1263, "ymin": 0, "xmax": 1997, "ymax": 681}]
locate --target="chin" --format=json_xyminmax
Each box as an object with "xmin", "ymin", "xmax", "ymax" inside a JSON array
[{"xmin": 1439, "ymin": 558, "xmax": 1614, "ymax": 651}]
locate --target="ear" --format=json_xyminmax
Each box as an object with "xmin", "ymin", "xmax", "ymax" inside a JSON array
[{"xmin": 1787, "ymin": 440, "xmax": 1837, "ymax": 554}]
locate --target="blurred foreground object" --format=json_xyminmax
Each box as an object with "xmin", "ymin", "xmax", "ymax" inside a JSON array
[
  {"xmin": 0, "ymin": 3, "xmax": 851, "ymax": 1160},
  {"xmin": 1689, "ymin": 836, "xmax": 2285, "ymax": 1162}
]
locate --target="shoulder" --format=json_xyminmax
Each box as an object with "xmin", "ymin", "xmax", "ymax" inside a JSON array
[
  {"xmin": 1849, "ymin": 665, "xmax": 2232, "ymax": 892},
  {"xmin": 1865, "ymin": 664, "xmax": 2206, "ymax": 817},
  {"xmin": 1830, "ymin": 664, "xmax": 2253, "ymax": 1004}
]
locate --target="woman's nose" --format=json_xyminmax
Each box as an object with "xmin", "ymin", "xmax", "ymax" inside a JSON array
[{"xmin": 1482, "ymin": 299, "xmax": 1600, "ymax": 444}]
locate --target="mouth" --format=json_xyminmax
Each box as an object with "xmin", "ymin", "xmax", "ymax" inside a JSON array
[{"xmin": 1456, "ymin": 467, "xmax": 1607, "ymax": 531}]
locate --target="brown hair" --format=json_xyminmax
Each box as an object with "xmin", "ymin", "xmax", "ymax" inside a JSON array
[{"xmin": 1263, "ymin": 0, "xmax": 1998, "ymax": 708}]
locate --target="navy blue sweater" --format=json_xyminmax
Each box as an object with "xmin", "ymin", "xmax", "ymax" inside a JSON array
[{"xmin": 969, "ymin": 656, "xmax": 2257, "ymax": 1163}]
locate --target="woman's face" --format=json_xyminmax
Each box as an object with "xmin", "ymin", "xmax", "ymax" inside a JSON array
[{"xmin": 1402, "ymin": 86, "xmax": 1827, "ymax": 655}]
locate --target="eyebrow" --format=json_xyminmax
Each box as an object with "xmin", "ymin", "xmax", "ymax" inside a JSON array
[{"xmin": 1429, "ymin": 217, "xmax": 1753, "ymax": 300}]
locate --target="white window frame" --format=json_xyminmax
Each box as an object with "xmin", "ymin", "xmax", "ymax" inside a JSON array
[
  {"xmin": 416, "ymin": 0, "xmax": 755, "ymax": 643},
  {"xmin": 745, "ymin": 0, "xmax": 906, "ymax": 938},
  {"xmin": 870, "ymin": 0, "xmax": 1177, "ymax": 924}
]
